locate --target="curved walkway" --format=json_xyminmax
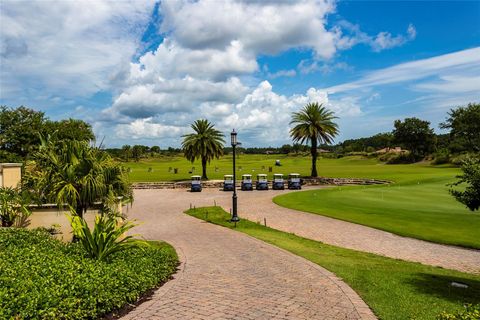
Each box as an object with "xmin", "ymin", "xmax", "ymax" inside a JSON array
[
  {"xmin": 121, "ymin": 189, "xmax": 375, "ymax": 320},
  {"xmin": 192, "ymin": 187, "xmax": 480, "ymax": 274}
]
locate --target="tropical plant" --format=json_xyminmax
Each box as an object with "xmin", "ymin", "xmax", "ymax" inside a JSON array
[
  {"xmin": 182, "ymin": 119, "xmax": 225, "ymax": 179},
  {"xmin": 449, "ymin": 155, "xmax": 480, "ymax": 211},
  {"xmin": 68, "ymin": 212, "xmax": 147, "ymax": 261},
  {"xmin": 0, "ymin": 187, "xmax": 31, "ymax": 227},
  {"xmin": 290, "ymin": 103, "xmax": 339, "ymax": 177},
  {"xmin": 24, "ymin": 136, "xmax": 132, "ymax": 218}
]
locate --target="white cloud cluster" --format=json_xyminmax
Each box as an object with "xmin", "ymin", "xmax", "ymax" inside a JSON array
[
  {"xmin": 115, "ymin": 80, "xmax": 361, "ymax": 146},
  {"xmin": 1, "ymin": 0, "xmax": 427, "ymax": 146},
  {"xmin": 160, "ymin": 0, "xmax": 337, "ymax": 59},
  {"xmin": 0, "ymin": 0, "xmax": 154, "ymax": 99},
  {"xmin": 108, "ymin": 0, "xmax": 352, "ymax": 144}
]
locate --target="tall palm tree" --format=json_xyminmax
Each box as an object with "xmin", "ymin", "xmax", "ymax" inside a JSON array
[
  {"xmin": 182, "ymin": 119, "xmax": 225, "ymax": 180},
  {"xmin": 24, "ymin": 136, "xmax": 132, "ymax": 218},
  {"xmin": 290, "ymin": 103, "xmax": 339, "ymax": 177}
]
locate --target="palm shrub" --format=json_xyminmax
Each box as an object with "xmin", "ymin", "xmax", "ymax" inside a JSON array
[
  {"xmin": 290, "ymin": 103, "xmax": 339, "ymax": 177},
  {"xmin": 24, "ymin": 135, "xmax": 132, "ymax": 218},
  {"xmin": 0, "ymin": 187, "xmax": 31, "ymax": 227},
  {"xmin": 182, "ymin": 119, "xmax": 225, "ymax": 179},
  {"xmin": 69, "ymin": 211, "xmax": 148, "ymax": 261}
]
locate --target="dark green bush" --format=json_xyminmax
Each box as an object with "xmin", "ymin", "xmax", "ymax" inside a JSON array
[
  {"xmin": 386, "ymin": 153, "xmax": 417, "ymax": 164},
  {"xmin": 432, "ymin": 148, "xmax": 451, "ymax": 165},
  {"xmin": 0, "ymin": 228, "xmax": 178, "ymax": 319}
]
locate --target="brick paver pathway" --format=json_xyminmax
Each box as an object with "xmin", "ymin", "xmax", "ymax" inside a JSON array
[
  {"xmin": 191, "ymin": 187, "xmax": 480, "ymax": 274},
  {"xmin": 121, "ymin": 189, "xmax": 375, "ymax": 320}
]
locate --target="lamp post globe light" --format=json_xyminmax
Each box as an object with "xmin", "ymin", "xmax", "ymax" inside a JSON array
[{"xmin": 231, "ymin": 129, "xmax": 240, "ymax": 223}]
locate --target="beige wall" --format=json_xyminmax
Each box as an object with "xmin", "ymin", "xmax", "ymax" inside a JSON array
[
  {"xmin": 27, "ymin": 208, "xmax": 98, "ymax": 242},
  {"xmin": 0, "ymin": 163, "xmax": 22, "ymax": 188}
]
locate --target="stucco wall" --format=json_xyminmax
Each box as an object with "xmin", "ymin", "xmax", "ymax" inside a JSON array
[
  {"xmin": 0, "ymin": 163, "xmax": 22, "ymax": 188},
  {"xmin": 26, "ymin": 207, "xmax": 98, "ymax": 242}
]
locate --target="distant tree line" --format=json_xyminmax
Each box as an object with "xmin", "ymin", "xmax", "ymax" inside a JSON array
[{"xmin": 2, "ymin": 103, "xmax": 478, "ymax": 166}]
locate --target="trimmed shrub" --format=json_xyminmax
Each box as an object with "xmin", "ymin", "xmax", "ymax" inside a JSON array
[
  {"xmin": 386, "ymin": 153, "xmax": 417, "ymax": 164},
  {"xmin": 432, "ymin": 148, "xmax": 451, "ymax": 165},
  {"xmin": 0, "ymin": 228, "xmax": 178, "ymax": 319}
]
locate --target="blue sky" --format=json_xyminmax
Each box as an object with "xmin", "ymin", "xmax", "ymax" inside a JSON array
[{"xmin": 1, "ymin": 0, "xmax": 479, "ymax": 147}]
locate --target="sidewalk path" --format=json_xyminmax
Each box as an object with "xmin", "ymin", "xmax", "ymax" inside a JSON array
[{"xmin": 121, "ymin": 189, "xmax": 375, "ymax": 320}]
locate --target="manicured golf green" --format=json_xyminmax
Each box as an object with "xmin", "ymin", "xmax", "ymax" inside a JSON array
[
  {"xmin": 126, "ymin": 154, "xmax": 479, "ymax": 248},
  {"xmin": 273, "ymin": 160, "xmax": 480, "ymax": 249},
  {"xmin": 186, "ymin": 206, "xmax": 480, "ymax": 320}
]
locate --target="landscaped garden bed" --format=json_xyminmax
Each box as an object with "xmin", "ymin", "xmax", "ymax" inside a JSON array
[
  {"xmin": 186, "ymin": 206, "xmax": 480, "ymax": 320},
  {"xmin": 0, "ymin": 228, "xmax": 178, "ymax": 319}
]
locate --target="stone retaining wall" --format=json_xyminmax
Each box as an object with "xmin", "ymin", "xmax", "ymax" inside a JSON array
[{"xmin": 133, "ymin": 177, "xmax": 390, "ymax": 189}]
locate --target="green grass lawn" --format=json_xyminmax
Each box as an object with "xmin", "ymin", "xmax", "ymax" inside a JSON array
[
  {"xmin": 124, "ymin": 153, "xmax": 316, "ymax": 182},
  {"xmin": 272, "ymin": 159, "xmax": 480, "ymax": 249},
  {"xmin": 186, "ymin": 206, "xmax": 480, "ymax": 320}
]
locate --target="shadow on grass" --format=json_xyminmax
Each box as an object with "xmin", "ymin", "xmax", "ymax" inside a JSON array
[{"xmin": 408, "ymin": 273, "xmax": 480, "ymax": 303}]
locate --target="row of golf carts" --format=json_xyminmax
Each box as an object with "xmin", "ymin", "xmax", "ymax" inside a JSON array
[{"xmin": 190, "ymin": 173, "xmax": 302, "ymax": 192}]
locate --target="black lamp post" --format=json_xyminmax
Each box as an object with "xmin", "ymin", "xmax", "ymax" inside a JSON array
[{"xmin": 231, "ymin": 129, "xmax": 239, "ymax": 223}]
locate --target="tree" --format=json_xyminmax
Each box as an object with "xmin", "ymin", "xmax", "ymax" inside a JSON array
[
  {"xmin": 44, "ymin": 119, "xmax": 95, "ymax": 143},
  {"xmin": 122, "ymin": 145, "xmax": 131, "ymax": 162},
  {"xmin": 0, "ymin": 106, "xmax": 95, "ymax": 162},
  {"xmin": 182, "ymin": 119, "xmax": 225, "ymax": 180},
  {"xmin": 393, "ymin": 117, "xmax": 436, "ymax": 159},
  {"xmin": 280, "ymin": 144, "xmax": 292, "ymax": 154},
  {"xmin": 449, "ymin": 156, "xmax": 480, "ymax": 211},
  {"xmin": 131, "ymin": 145, "xmax": 149, "ymax": 162},
  {"xmin": 290, "ymin": 102, "xmax": 339, "ymax": 177},
  {"xmin": 24, "ymin": 136, "xmax": 132, "ymax": 218},
  {"xmin": 440, "ymin": 103, "xmax": 480, "ymax": 153},
  {"xmin": 150, "ymin": 146, "xmax": 161, "ymax": 154},
  {"xmin": 0, "ymin": 106, "xmax": 46, "ymax": 161}
]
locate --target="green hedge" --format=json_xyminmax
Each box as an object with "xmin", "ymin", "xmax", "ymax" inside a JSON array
[{"xmin": 0, "ymin": 228, "xmax": 178, "ymax": 319}]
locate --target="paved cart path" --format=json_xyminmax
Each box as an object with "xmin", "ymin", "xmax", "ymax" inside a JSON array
[
  {"xmin": 190, "ymin": 187, "xmax": 480, "ymax": 274},
  {"xmin": 121, "ymin": 189, "xmax": 375, "ymax": 320}
]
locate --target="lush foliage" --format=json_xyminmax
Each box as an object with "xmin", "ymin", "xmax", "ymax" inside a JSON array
[
  {"xmin": 187, "ymin": 206, "xmax": 480, "ymax": 320},
  {"xmin": 69, "ymin": 213, "xmax": 148, "ymax": 261},
  {"xmin": 393, "ymin": 117, "xmax": 436, "ymax": 159},
  {"xmin": 290, "ymin": 102, "xmax": 339, "ymax": 177},
  {"xmin": 0, "ymin": 187, "xmax": 31, "ymax": 227},
  {"xmin": 450, "ymin": 156, "xmax": 480, "ymax": 211},
  {"xmin": 24, "ymin": 136, "xmax": 132, "ymax": 216},
  {"xmin": 0, "ymin": 228, "xmax": 178, "ymax": 319},
  {"xmin": 0, "ymin": 106, "xmax": 94, "ymax": 162},
  {"xmin": 441, "ymin": 103, "xmax": 480, "ymax": 153},
  {"xmin": 181, "ymin": 119, "xmax": 225, "ymax": 179},
  {"xmin": 437, "ymin": 304, "xmax": 480, "ymax": 320}
]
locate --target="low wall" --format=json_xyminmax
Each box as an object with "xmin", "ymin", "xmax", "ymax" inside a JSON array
[
  {"xmin": 133, "ymin": 177, "xmax": 391, "ymax": 189},
  {"xmin": 25, "ymin": 206, "xmax": 98, "ymax": 242}
]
